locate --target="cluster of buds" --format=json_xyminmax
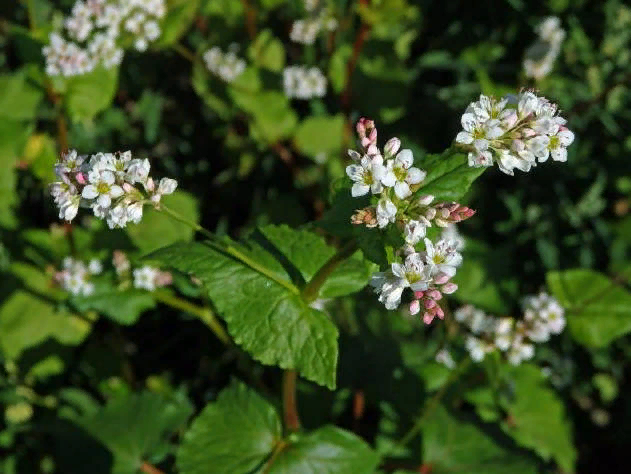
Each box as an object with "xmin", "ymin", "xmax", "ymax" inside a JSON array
[
  {"xmin": 54, "ymin": 256, "xmax": 103, "ymax": 296},
  {"xmin": 523, "ymin": 17, "xmax": 566, "ymax": 80},
  {"xmin": 289, "ymin": 0, "xmax": 338, "ymax": 45},
  {"xmin": 455, "ymin": 292, "xmax": 566, "ymax": 365},
  {"xmin": 43, "ymin": 0, "xmax": 166, "ymax": 77},
  {"xmin": 50, "ymin": 149, "xmax": 177, "ymax": 229},
  {"xmin": 455, "ymin": 91, "xmax": 574, "ymax": 175},
  {"xmin": 113, "ymin": 250, "xmax": 172, "ymax": 291},
  {"xmin": 283, "ymin": 66, "xmax": 327, "ymax": 99},
  {"xmin": 203, "ymin": 46, "xmax": 246, "ymax": 83},
  {"xmin": 346, "ymin": 119, "xmax": 475, "ymax": 323}
]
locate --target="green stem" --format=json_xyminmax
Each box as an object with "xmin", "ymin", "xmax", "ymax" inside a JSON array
[
  {"xmin": 153, "ymin": 289, "xmax": 232, "ymax": 345},
  {"xmin": 387, "ymin": 358, "xmax": 471, "ymax": 456},
  {"xmin": 301, "ymin": 240, "xmax": 358, "ymax": 303},
  {"xmin": 172, "ymin": 43, "xmax": 197, "ymax": 63},
  {"xmin": 159, "ymin": 205, "xmax": 299, "ymax": 295},
  {"xmin": 283, "ymin": 370, "xmax": 300, "ymax": 432},
  {"xmin": 26, "ymin": 0, "xmax": 37, "ymax": 31}
]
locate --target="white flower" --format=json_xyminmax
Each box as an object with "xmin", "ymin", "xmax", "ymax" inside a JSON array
[
  {"xmin": 283, "ymin": 66, "xmax": 327, "ymax": 99},
  {"xmin": 371, "ymin": 271, "xmax": 405, "ymax": 310},
  {"xmin": 507, "ymin": 340, "xmax": 535, "ymax": 366},
  {"xmin": 59, "ymin": 195, "xmax": 81, "ymax": 221},
  {"xmin": 133, "ymin": 266, "xmax": 159, "ymax": 291},
  {"xmin": 456, "ymin": 112, "xmax": 503, "ymax": 153},
  {"xmin": 346, "ymin": 155, "xmax": 386, "ymax": 197},
  {"xmin": 82, "ymin": 170, "xmax": 124, "ymax": 208},
  {"xmin": 423, "ymin": 238, "xmax": 462, "ymax": 278},
  {"xmin": 466, "ymin": 336, "xmax": 492, "ymax": 362},
  {"xmin": 526, "ymin": 320, "xmax": 550, "ymax": 342},
  {"xmin": 435, "ymin": 349, "xmax": 456, "ymax": 369},
  {"xmin": 126, "ymin": 158, "xmax": 150, "ymax": 184},
  {"xmin": 391, "ymin": 252, "xmax": 430, "ymax": 291},
  {"xmin": 203, "ymin": 47, "xmax": 246, "ymax": 82},
  {"xmin": 404, "ymin": 220, "xmax": 427, "ymax": 245},
  {"xmin": 376, "ymin": 197, "xmax": 397, "ymax": 228},
  {"xmin": 157, "ymin": 177, "xmax": 178, "ymax": 195},
  {"xmin": 88, "ymin": 259, "xmax": 103, "ymax": 275},
  {"xmin": 538, "ymin": 128, "xmax": 574, "ymax": 162},
  {"xmin": 381, "ymin": 149, "xmax": 426, "ymax": 199},
  {"xmin": 290, "ymin": 19, "xmax": 321, "ymax": 45}
]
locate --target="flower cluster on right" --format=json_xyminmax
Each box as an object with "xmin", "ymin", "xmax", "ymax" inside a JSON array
[
  {"xmin": 43, "ymin": 0, "xmax": 166, "ymax": 77},
  {"xmin": 454, "ymin": 292, "xmax": 566, "ymax": 366},
  {"xmin": 289, "ymin": 0, "xmax": 338, "ymax": 45},
  {"xmin": 345, "ymin": 119, "xmax": 476, "ymax": 324},
  {"xmin": 523, "ymin": 16, "xmax": 566, "ymax": 80},
  {"xmin": 456, "ymin": 91, "xmax": 574, "ymax": 175},
  {"xmin": 283, "ymin": 66, "xmax": 328, "ymax": 100}
]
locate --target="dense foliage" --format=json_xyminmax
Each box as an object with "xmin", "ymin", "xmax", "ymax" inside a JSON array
[{"xmin": 1, "ymin": 0, "xmax": 631, "ymax": 473}]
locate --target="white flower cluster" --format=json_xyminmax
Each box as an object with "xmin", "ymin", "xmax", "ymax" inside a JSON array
[
  {"xmin": 42, "ymin": 0, "xmax": 166, "ymax": 77},
  {"xmin": 112, "ymin": 250, "xmax": 172, "ymax": 291},
  {"xmin": 290, "ymin": 0, "xmax": 338, "ymax": 45},
  {"xmin": 203, "ymin": 46, "xmax": 247, "ymax": 83},
  {"xmin": 54, "ymin": 257, "xmax": 103, "ymax": 296},
  {"xmin": 50, "ymin": 149, "xmax": 177, "ymax": 228},
  {"xmin": 345, "ymin": 119, "xmax": 475, "ymax": 324},
  {"xmin": 283, "ymin": 66, "xmax": 327, "ymax": 99},
  {"xmin": 524, "ymin": 17, "xmax": 566, "ymax": 80},
  {"xmin": 455, "ymin": 292, "xmax": 566, "ymax": 365},
  {"xmin": 455, "ymin": 91, "xmax": 574, "ymax": 175}
]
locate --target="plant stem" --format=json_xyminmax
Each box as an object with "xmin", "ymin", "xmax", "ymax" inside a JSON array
[
  {"xmin": 172, "ymin": 43, "xmax": 197, "ymax": 63},
  {"xmin": 283, "ymin": 370, "xmax": 300, "ymax": 432},
  {"xmin": 26, "ymin": 0, "xmax": 37, "ymax": 31},
  {"xmin": 139, "ymin": 462, "xmax": 165, "ymax": 474},
  {"xmin": 387, "ymin": 358, "xmax": 471, "ymax": 456},
  {"xmin": 341, "ymin": 0, "xmax": 371, "ymax": 112},
  {"xmin": 159, "ymin": 205, "xmax": 300, "ymax": 295},
  {"xmin": 301, "ymin": 240, "xmax": 358, "ymax": 303},
  {"xmin": 153, "ymin": 290, "xmax": 232, "ymax": 345},
  {"xmin": 240, "ymin": 0, "xmax": 257, "ymax": 40},
  {"xmin": 263, "ymin": 439, "xmax": 289, "ymax": 474}
]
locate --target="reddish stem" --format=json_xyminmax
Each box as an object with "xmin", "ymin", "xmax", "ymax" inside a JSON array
[
  {"xmin": 283, "ymin": 370, "xmax": 300, "ymax": 432},
  {"xmin": 341, "ymin": 0, "xmax": 372, "ymax": 111},
  {"xmin": 139, "ymin": 462, "xmax": 165, "ymax": 474},
  {"xmin": 241, "ymin": 0, "xmax": 257, "ymax": 40}
]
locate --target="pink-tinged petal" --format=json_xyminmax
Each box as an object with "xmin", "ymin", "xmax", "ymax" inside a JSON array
[
  {"xmin": 423, "ymin": 312, "xmax": 434, "ymax": 324},
  {"xmin": 81, "ymin": 185, "xmax": 99, "ymax": 199},
  {"xmin": 406, "ymin": 167, "xmax": 425, "ymax": 185},
  {"xmin": 351, "ymin": 182, "xmax": 370, "ymax": 197},
  {"xmin": 409, "ymin": 300, "xmax": 420, "ymax": 315},
  {"xmin": 395, "ymin": 149, "xmax": 413, "ymax": 169}
]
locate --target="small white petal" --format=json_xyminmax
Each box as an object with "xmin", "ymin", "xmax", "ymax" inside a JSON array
[
  {"xmin": 351, "ymin": 182, "xmax": 370, "ymax": 197},
  {"xmin": 455, "ymin": 131, "xmax": 474, "ymax": 144},
  {"xmin": 406, "ymin": 167, "xmax": 425, "ymax": 185},
  {"xmin": 395, "ymin": 149, "xmax": 413, "ymax": 169},
  {"xmin": 109, "ymin": 185, "xmax": 124, "ymax": 198},
  {"xmin": 394, "ymin": 181, "xmax": 411, "ymax": 199},
  {"xmin": 82, "ymin": 185, "xmax": 99, "ymax": 199}
]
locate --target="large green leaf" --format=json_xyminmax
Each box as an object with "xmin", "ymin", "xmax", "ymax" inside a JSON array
[
  {"xmin": 267, "ymin": 426, "xmax": 379, "ymax": 474},
  {"xmin": 0, "ymin": 291, "xmax": 91, "ymax": 360},
  {"xmin": 147, "ymin": 237, "xmax": 339, "ymax": 388},
  {"xmin": 177, "ymin": 380, "xmax": 282, "ymax": 474},
  {"xmin": 415, "ymin": 151, "xmax": 485, "ymax": 202},
  {"xmin": 71, "ymin": 288, "xmax": 156, "ymax": 325},
  {"xmin": 126, "ymin": 191, "xmax": 199, "ymax": 254},
  {"xmin": 65, "ymin": 66, "xmax": 119, "ymax": 122},
  {"xmin": 422, "ymin": 405, "xmax": 537, "ymax": 474},
  {"xmin": 71, "ymin": 390, "xmax": 194, "ymax": 474},
  {"xmin": 248, "ymin": 30, "xmax": 286, "ymax": 72},
  {"xmin": 499, "ymin": 364, "xmax": 576, "ymax": 472},
  {"xmin": 155, "ymin": 0, "xmax": 201, "ymax": 47},
  {"xmin": 293, "ymin": 115, "xmax": 345, "ymax": 159},
  {"xmin": 0, "ymin": 67, "xmax": 43, "ymax": 120},
  {"xmin": 547, "ymin": 269, "xmax": 631, "ymax": 347}
]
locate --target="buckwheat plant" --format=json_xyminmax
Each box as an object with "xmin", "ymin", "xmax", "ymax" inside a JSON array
[
  {"xmin": 42, "ymin": 0, "xmax": 166, "ymax": 77},
  {"xmin": 456, "ymin": 90, "xmax": 574, "ymax": 175},
  {"xmin": 50, "ymin": 149, "xmax": 177, "ymax": 228},
  {"xmin": 283, "ymin": 65, "xmax": 328, "ymax": 99},
  {"xmin": 346, "ymin": 118, "xmax": 475, "ymax": 324}
]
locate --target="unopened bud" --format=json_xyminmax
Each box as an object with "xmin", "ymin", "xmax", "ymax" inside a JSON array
[
  {"xmin": 441, "ymin": 282, "xmax": 458, "ymax": 294},
  {"xmin": 409, "ymin": 300, "xmax": 420, "ymax": 315},
  {"xmin": 418, "ymin": 195, "xmax": 435, "ymax": 206},
  {"xmin": 434, "ymin": 273, "xmax": 450, "ymax": 285},
  {"xmin": 427, "ymin": 289, "xmax": 442, "ymax": 300},
  {"xmin": 424, "ymin": 299, "xmax": 436, "ymax": 309},
  {"xmin": 384, "ymin": 137, "xmax": 401, "ymax": 158}
]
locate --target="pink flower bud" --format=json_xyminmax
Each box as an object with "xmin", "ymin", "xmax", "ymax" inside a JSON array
[
  {"xmin": 384, "ymin": 137, "xmax": 401, "ymax": 157},
  {"xmin": 357, "ymin": 118, "xmax": 377, "ymax": 149},
  {"xmin": 75, "ymin": 172, "xmax": 87, "ymax": 185},
  {"xmin": 434, "ymin": 273, "xmax": 450, "ymax": 285},
  {"xmin": 435, "ymin": 306, "xmax": 445, "ymax": 319},
  {"xmin": 423, "ymin": 312, "xmax": 435, "ymax": 325},
  {"xmin": 146, "ymin": 177, "xmax": 155, "ymax": 192},
  {"xmin": 414, "ymin": 291, "xmax": 424, "ymax": 299},
  {"xmin": 424, "ymin": 299, "xmax": 436, "ymax": 309},
  {"xmin": 427, "ymin": 289, "xmax": 442, "ymax": 300},
  {"xmin": 409, "ymin": 300, "xmax": 420, "ymax": 315},
  {"xmin": 441, "ymin": 282, "xmax": 458, "ymax": 294}
]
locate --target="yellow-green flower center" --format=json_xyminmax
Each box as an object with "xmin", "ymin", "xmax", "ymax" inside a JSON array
[
  {"xmin": 97, "ymin": 182, "xmax": 111, "ymax": 194},
  {"xmin": 433, "ymin": 254, "xmax": 446, "ymax": 264},
  {"xmin": 363, "ymin": 170, "xmax": 374, "ymax": 185},
  {"xmin": 394, "ymin": 166, "xmax": 407, "ymax": 182},
  {"xmin": 406, "ymin": 272, "xmax": 421, "ymax": 284},
  {"xmin": 548, "ymin": 136, "xmax": 560, "ymax": 150}
]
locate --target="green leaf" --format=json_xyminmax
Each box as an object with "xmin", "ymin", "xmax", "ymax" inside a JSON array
[
  {"xmin": 0, "ymin": 68, "xmax": 44, "ymax": 120},
  {"xmin": 499, "ymin": 364, "xmax": 576, "ymax": 472},
  {"xmin": 293, "ymin": 114, "xmax": 345, "ymax": 159},
  {"xmin": 248, "ymin": 30, "xmax": 286, "ymax": 72},
  {"xmin": 155, "ymin": 0, "xmax": 201, "ymax": 47},
  {"xmin": 71, "ymin": 288, "xmax": 156, "ymax": 325},
  {"xmin": 147, "ymin": 237, "xmax": 339, "ymax": 388},
  {"xmin": 0, "ymin": 119, "xmax": 33, "ymax": 228},
  {"xmin": 422, "ymin": 405, "xmax": 537, "ymax": 474},
  {"xmin": 328, "ymin": 45, "xmax": 352, "ymax": 93},
  {"xmin": 126, "ymin": 191, "xmax": 199, "ymax": 254},
  {"xmin": 177, "ymin": 380, "xmax": 282, "ymax": 474},
  {"xmin": 547, "ymin": 269, "xmax": 631, "ymax": 347},
  {"xmin": 23, "ymin": 133, "xmax": 58, "ymax": 184},
  {"xmin": 268, "ymin": 426, "xmax": 379, "ymax": 473},
  {"xmin": 72, "ymin": 390, "xmax": 194, "ymax": 474},
  {"xmin": 0, "ymin": 291, "xmax": 91, "ymax": 360},
  {"xmin": 416, "ymin": 151, "xmax": 485, "ymax": 202},
  {"xmin": 65, "ymin": 66, "xmax": 119, "ymax": 122}
]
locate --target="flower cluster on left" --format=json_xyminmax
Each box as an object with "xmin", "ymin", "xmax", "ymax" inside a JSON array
[
  {"xmin": 42, "ymin": 0, "xmax": 166, "ymax": 77},
  {"xmin": 50, "ymin": 149, "xmax": 177, "ymax": 228}
]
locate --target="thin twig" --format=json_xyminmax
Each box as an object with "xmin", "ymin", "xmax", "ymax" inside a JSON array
[
  {"xmin": 241, "ymin": 0, "xmax": 257, "ymax": 40},
  {"xmin": 341, "ymin": 0, "xmax": 371, "ymax": 111}
]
